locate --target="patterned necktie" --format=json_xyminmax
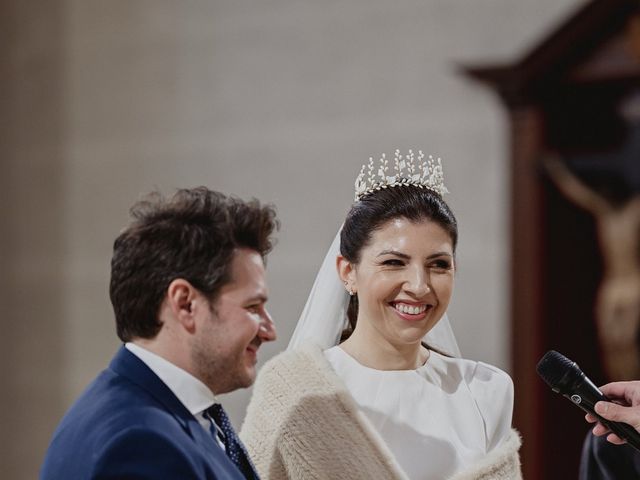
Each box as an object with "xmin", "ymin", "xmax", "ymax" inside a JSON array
[{"xmin": 207, "ymin": 403, "xmax": 256, "ymax": 479}]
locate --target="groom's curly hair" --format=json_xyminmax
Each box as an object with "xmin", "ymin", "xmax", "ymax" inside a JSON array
[
  {"xmin": 109, "ymin": 187, "xmax": 278, "ymax": 342},
  {"xmin": 339, "ymin": 185, "xmax": 457, "ymax": 342}
]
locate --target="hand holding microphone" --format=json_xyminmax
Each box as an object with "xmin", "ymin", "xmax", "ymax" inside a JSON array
[
  {"xmin": 536, "ymin": 350, "xmax": 640, "ymax": 451},
  {"xmin": 585, "ymin": 381, "xmax": 640, "ymax": 445}
]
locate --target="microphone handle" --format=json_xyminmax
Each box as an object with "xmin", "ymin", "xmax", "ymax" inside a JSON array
[{"xmin": 563, "ymin": 392, "xmax": 640, "ymax": 452}]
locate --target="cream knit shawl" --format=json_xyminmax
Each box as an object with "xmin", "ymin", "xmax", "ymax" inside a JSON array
[{"xmin": 241, "ymin": 344, "xmax": 522, "ymax": 480}]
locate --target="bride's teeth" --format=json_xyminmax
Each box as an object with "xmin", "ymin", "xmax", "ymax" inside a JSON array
[{"xmin": 394, "ymin": 303, "xmax": 426, "ymax": 314}]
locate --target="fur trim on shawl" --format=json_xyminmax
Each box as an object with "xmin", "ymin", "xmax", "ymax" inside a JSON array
[{"xmin": 241, "ymin": 343, "xmax": 522, "ymax": 480}]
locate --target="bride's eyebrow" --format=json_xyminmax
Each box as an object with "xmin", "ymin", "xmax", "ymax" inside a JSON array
[
  {"xmin": 427, "ymin": 252, "xmax": 453, "ymax": 259},
  {"xmin": 376, "ymin": 250, "xmax": 410, "ymax": 259}
]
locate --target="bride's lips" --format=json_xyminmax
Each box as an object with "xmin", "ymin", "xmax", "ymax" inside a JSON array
[{"xmin": 389, "ymin": 301, "xmax": 432, "ymax": 321}]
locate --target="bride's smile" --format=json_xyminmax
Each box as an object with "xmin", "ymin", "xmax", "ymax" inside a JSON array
[{"xmin": 390, "ymin": 301, "xmax": 430, "ymax": 321}]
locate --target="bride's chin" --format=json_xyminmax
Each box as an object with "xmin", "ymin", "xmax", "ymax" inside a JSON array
[{"xmin": 394, "ymin": 329, "xmax": 429, "ymax": 346}]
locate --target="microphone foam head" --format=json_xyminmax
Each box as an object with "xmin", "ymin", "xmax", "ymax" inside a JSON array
[{"xmin": 536, "ymin": 350, "xmax": 575, "ymax": 389}]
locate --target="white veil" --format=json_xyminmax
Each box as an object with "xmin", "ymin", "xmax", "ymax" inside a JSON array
[{"xmin": 288, "ymin": 227, "xmax": 461, "ymax": 357}]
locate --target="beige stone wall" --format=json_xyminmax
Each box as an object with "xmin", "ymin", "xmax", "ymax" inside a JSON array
[
  {"xmin": 1, "ymin": 2, "xmax": 68, "ymax": 478},
  {"xmin": 2, "ymin": 1, "xmax": 582, "ymax": 477}
]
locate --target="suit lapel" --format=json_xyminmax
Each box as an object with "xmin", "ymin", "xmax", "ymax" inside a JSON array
[
  {"xmin": 109, "ymin": 346, "xmax": 194, "ymax": 427},
  {"xmin": 109, "ymin": 346, "xmax": 259, "ymax": 479},
  {"xmin": 108, "ymin": 344, "xmax": 224, "ymax": 460}
]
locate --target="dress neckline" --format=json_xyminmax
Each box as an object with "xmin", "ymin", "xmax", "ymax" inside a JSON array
[{"xmin": 328, "ymin": 345, "xmax": 434, "ymax": 374}]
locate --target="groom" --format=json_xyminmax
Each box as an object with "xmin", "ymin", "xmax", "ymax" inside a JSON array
[{"xmin": 41, "ymin": 187, "xmax": 278, "ymax": 479}]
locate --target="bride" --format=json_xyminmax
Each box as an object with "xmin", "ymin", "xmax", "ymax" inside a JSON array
[{"xmin": 240, "ymin": 150, "xmax": 522, "ymax": 479}]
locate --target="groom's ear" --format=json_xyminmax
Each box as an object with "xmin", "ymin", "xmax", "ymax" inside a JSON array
[
  {"xmin": 163, "ymin": 278, "xmax": 199, "ymax": 333},
  {"xmin": 336, "ymin": 255, "xmax": 356, "ymax": 287}
]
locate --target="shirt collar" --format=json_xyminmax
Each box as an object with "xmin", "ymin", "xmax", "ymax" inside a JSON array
[{"xmin": 125, "ymin": 342, "xmax": 217, "ymax": 416}]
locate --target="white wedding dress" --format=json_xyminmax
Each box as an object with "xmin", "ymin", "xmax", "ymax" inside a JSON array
[{"xmin": 324, "ymin": 346, "xmax": 514, "ymax": 480}]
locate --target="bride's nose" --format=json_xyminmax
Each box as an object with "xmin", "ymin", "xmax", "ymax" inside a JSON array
[{"xmin": 403, "ymin": 265, "xmax": 431, "ymax": 297}]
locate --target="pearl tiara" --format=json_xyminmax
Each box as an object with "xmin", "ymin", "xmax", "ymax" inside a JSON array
[{"xmin": 354, "ymin": 149, "xmax": 449, "ymax": 201}]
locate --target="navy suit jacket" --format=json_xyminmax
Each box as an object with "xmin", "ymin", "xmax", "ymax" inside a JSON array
[{"xmin": 41, "ymin": 346, "xmax": 255, "ymax": 479}]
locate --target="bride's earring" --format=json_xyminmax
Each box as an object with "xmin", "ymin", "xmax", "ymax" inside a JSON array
[{"xmin": 344, "ymin": 281, "xmax": 355, "ymax": 296}]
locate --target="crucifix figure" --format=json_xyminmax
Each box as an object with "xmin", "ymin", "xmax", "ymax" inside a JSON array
[{"xmin": 544, "ymin": 156, "xmax": 640, "ymax": 381}]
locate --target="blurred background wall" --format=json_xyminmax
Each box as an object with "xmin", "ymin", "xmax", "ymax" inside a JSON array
[{"xmin": 1, "ymin": 1, "xmax": 582, "ymax": 478}]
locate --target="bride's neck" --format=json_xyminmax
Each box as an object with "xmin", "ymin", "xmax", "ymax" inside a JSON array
[{"xmin": 339, "ymin": 327, "xmax": 428, "ymax": 370}]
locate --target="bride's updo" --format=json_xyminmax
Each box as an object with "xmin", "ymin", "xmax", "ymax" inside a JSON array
[{"xmin": 339, "ymin": 185, "xmax": 457, "ymax": 341}]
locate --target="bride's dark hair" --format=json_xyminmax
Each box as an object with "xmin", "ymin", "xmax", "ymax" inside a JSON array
[{"xmin": 339, "ymin": 185, "xmax": 457, "ymax": 342}]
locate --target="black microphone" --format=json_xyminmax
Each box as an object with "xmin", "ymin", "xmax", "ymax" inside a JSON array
[{"xmin": 536, "ymin": 350, "xmax": 640, "ymax": 452}]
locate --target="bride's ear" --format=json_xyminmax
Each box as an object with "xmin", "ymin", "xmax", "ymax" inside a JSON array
[{"xmin": 336, "ymin": 255, "xmax": 356, "ymax": 290}]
